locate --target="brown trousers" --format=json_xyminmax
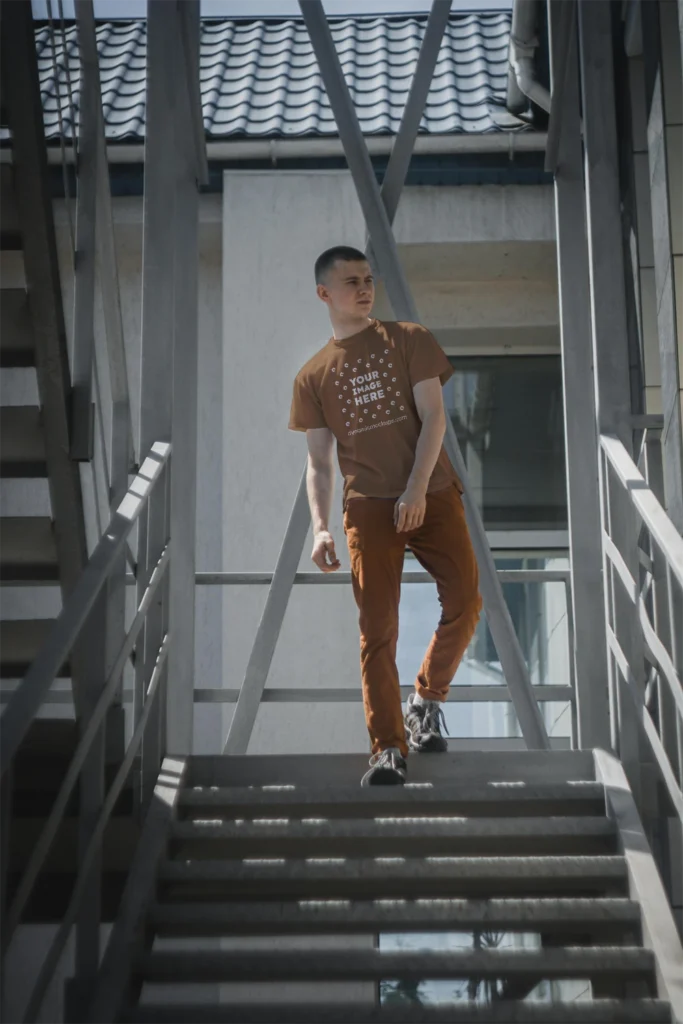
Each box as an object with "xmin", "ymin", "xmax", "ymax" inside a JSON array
[{"xmin": 343, "ymin": 481, "xmax": 482, "ymax": 758}]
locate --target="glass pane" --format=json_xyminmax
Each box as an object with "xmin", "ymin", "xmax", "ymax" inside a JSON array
[{"xmin": 444, "ymin": 356, "xmax": 567, "ymax": 530}]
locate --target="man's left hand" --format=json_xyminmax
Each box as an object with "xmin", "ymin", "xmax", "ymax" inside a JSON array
[{"xmin": 394, "ymin": 485, "xmax": 427, "ymax": 533}]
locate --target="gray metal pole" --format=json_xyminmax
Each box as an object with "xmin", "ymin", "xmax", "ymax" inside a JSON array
[
  {"xmin": 301, "ymin": 0, "xmax": 549, "ymax": 750},
  {"xmin": 137, "ymin": 2, "xmax": 179, "ymax": 797},
  {"xmin": 548, "ymin": 0, "xmax": 610, "ymax": 751},
  {"xmin": 577, "ymin": 0, "xmax": 646, "ymax": 796},
  {"xmin": 71, "ymin": 0, "xmax": 97, "ymax": 463},
  {"xmin": 577, "ymin": 1, "xmax": 636, "ymax": 452},
  {"xmin": 166, "ymin": 0, "xmax": 203, "ymax": 756},
  {"xmin": 544, "ymin": 0, "xmax": 575, "ymax": 175}
]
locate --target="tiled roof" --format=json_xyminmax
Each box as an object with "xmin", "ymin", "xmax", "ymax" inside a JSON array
[{"xmin": 31, "ymin": 12, "xmax": 518, "ymax": 142}]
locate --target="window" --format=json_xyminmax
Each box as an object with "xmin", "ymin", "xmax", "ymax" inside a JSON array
[{"xmin": 444, "ymin": 356, "xmax": 567, "ymax": 530}]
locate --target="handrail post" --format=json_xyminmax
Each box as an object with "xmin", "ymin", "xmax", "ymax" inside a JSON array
[
  {"xmin": 166, "ymin": 0, "xmax": 204, "ymax": 755},
  {"xmin": 549, "ymin": 0, "xmax": 611, "ymax": 750},
  {"xmin": 578, "ymin": 0, "xmax": 647, "ymax": 797},
  {"xmin": 65, "ymin": 592, "xmax": 108, "ymax": 1022}
]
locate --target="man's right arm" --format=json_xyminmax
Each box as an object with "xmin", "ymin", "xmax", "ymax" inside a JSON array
[{"xmin": 306, "ymin": 427, "xmax": 340, "ymax": 573}]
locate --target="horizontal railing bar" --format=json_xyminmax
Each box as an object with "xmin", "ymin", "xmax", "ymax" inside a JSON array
[
  {"xmin": 190, "ymin": 569, "xmax": 571, "ymax": 586},
  {"xmin": 601, "ymin": 434, "xmax": 683, "ymax": 588},
  {"xmin": 2, "ymin": 684, "xmax": 575, "ymax": 707},
  {"xmin": 0, "ymin": 442, "xmax": 171, "ymax": 778},
  {"xmin": 21, "ymin": 633, "xmax": 171, "ymax": 1024},
  {"xmin": 190, "ymin": 685, "xmax": 575, "ymax": 704},
  {"xmin": 2, "ymin": 543, "xmax": 171, "ymax": 951}
]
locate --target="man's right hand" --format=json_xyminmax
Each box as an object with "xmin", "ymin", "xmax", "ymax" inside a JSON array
[{"xmin": 311, "ymin": 530, "xmax": 341, "ymax": 573}]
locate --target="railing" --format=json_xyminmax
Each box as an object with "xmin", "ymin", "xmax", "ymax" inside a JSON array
[
  {"xmin": 599, "ymin": 432, "xmax": 683, "ymax": 827},
  {"xmin": 0, "ymin": 443, "xmax": 172, "ymax": 1023},
  {"xmin": 1, "ymin": 567, "xmax": 577, "ymax": 747},
  {"xmin": 197, "ymin": 566, "xmax": 577, "ymax": 750}
]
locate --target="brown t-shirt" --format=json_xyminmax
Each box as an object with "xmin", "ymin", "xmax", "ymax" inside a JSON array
[{"xmin": 288, "ymin": 318, "xmax": 461, "ymax": 510}]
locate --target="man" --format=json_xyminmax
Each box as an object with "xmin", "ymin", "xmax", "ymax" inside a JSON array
[{"xmin": 289, "ymin": 245, "xmax": 482, "ymax": 786}]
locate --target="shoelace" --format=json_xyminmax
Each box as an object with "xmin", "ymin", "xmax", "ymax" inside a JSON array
[
  {"xmin": 422, "ymin": 701, "xmax": 450, "ymax": 736},
  {"xmin": 368, "ymin": 748, "xmax": 402, "ymax": 767}
]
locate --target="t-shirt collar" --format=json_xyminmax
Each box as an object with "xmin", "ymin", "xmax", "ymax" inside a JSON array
[{"xmin": 331, "ymin": 317, "xmax": 378, "ymax": 346}]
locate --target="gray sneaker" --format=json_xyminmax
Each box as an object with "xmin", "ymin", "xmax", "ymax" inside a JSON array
[
  {"xmin": 404, "ymin": 692, "xmax": 449, "ymax": 752},
  {"xmin": 360, "ymin": 747, "xmax": 407, "ymax": 786}
]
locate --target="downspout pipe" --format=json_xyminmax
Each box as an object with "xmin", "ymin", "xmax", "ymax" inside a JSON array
[{"xmin": 507, "ymin": 0, "xmax": 551, "ymax": 115}]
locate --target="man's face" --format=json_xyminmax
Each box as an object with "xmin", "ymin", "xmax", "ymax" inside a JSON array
[{"xmin": 317, "ymin": 259, "xmax": 375, "ymax": 317}]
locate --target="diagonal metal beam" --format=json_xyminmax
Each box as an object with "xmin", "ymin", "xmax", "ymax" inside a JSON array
[
  {"xmin": 300, "ymin": 0, "xmax": 549, "ymax": 750},
  {"xmin": 365, "ymin": 0, "xmax": 452, "ymax": 250},
  {"xmin": 223, "ymin": 466, "xmax": 312, "ymax": 754}
]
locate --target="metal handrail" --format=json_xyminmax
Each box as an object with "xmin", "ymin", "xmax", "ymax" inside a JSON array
[
  {"xmin": 599, "ymin": 433, "xmax": 683, "ymax": 823},
  {"xmin": 0, "ymin": 442, "xmax": 170, "ymax": 776},
  {"xmin": 22, "ymin": 634, "xmax": 171, "ymax": 1024},
  {"xmin": 0, "ymin": 442, "xmax": 171, "ymax": 1021}
]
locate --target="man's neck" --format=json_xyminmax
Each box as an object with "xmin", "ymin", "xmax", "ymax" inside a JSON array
[{"xmin": 330, "ymin": 314, "xmax": 373, "ymax": 341}]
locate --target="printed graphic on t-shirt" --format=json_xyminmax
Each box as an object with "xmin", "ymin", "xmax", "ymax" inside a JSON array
[
  {"xmin": 330, "ymin": 348, "xmax": 407, "ymax": 437},
  {"xmin": 288, "ymin": 319, "xmax": 460, "ymax": 505}
]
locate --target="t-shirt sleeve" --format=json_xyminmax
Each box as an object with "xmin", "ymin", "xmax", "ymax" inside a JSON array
[
  {"xmin": 288, "ymin": 373, "xmax": 328, "ymax": 431},
  {"xmin": 405, "ymin": 324, "xmax": 454, "ymax": 387}
]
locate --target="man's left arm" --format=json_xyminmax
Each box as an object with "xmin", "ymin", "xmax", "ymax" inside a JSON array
[{"xmin": 394, "ymin": 377, "xmax": 446, "ymax": 532}]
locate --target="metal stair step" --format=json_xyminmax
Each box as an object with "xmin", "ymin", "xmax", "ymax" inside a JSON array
[
  {"xmin": 178, "ymin": 781, "xmax": 607, "ymax": 820},
  {"xmin": 0, "ymin": 406, "xmax": 46, "ymax": 477},
  {"xmin": 133, "ymin": 945, "xmax": 655, "ymax": 984},
  {"xmin": 0, "ymin": 619, "xmax": 68, "ymax": 678},
  {"xmin": 170, "ymin": 817, "xmax": 617, "ymax": 859},
  {"xmin": 124, "ymin": 1000, "xmax": 673, "ymax": 1024},
  {"xmin": 159, "ymin": 855, "xmax": 628, "ymax": 899},
  {"xmin": 149, "ymin": 896, "xmax": 642, "ymax": 939},
  {"xmin": 0, "ymin": 289, "xmax": 33, "ymax": 367},
  {"xmin": 188, "ymin": 750, "xmax": 596, "ymax": 788},
  {"xmin": 0, "ymin": 516, "xmax": 58, "ymax": 581}
]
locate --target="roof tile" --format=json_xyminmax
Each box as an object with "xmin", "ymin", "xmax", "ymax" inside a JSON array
[{"xmin": 25, "ymin": 12, "xmax": 520, "ymax": 142}]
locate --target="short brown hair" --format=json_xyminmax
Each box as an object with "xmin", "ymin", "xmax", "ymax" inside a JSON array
[{"xmin": 314, "ymin": 245, "xmax": 368, "ymax": 285}]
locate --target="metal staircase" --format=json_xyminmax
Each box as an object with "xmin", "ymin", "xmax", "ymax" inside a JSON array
[
  {"xmin": 1, "ymin": 0, "xmax": 108, "ymax": 632},
  {"xmin": 1, "ymin": 1, "xmax": 683, "ymax": 1022},
  {"xmin": 86, "ymin": 749, "xmax": 678, "ymax": 1023}
]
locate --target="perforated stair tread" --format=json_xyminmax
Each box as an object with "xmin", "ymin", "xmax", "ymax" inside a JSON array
[
  {"xmin": 0, "ymin": 619, "xmax": 68, "ymax": 677},
  {"xmin": 160, "ymin": 854, "xmax": 629, "ymax": 899},
  {"xmin": 0, "ymin": 516, "xmax": 58, "ymax": 581},
  {"xmin": 149, "ymin": 896, "xmax": 643, "ymax": 937},
  {"xmin": 124, "ymin": 1001, "xmax": 673, "ymax": 1024},
  {"xmin": 170, "ymin": 816, "xmax": 617, "ymax": 858},
  {"xmin": 178, "ymin": 780, "xmax": 608, "ymax": 819},
  {"xmin": 135, "ymin": 945, "xmax": 655, "ymax": 984},
  {"xmin": 0, "ymin": 406, "xmax": 46, "ymax": 477},
  {"xmin": 0, "ymin": 289, "xmax": 33, "ymax": 367}
]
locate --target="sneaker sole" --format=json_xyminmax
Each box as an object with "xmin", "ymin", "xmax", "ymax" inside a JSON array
[{"xmin": 406, "ymin": 732, "xmax": 448, "ymax": 753}]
